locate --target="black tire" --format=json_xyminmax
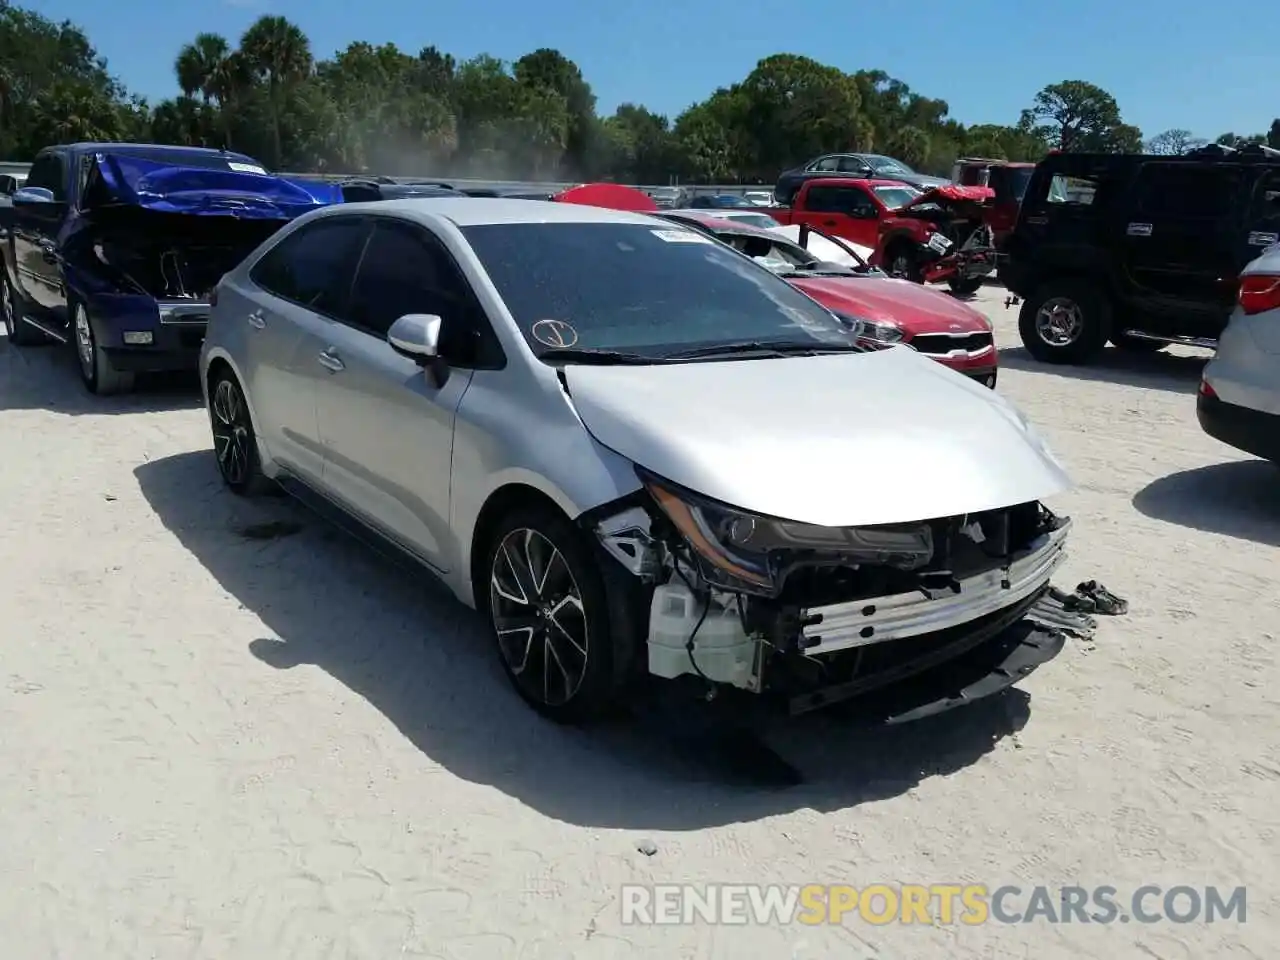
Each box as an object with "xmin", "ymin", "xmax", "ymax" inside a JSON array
[
  {"xmin": 208, "ymin": 369, "xmax": 273, "ymax": 496},
  {"xmin": 886, "ymin": 245, "xmax": 923, "ymax": 283},
  {"xmin": 2, "ymin": 269, "xmax": 44, "ymax": 345},
  {"xmin": 1109, "ymin": 332, "xmax": 1165, "ymax": 353},
  {"xmin": 482, "ymin": 504, "xmax": 640, "ymax": 724},
  {"xmin": 72, "ymin": 301, "xmax": 135, "ymax": 395},
  {"xmin": 1017, "ymin": 279, "xmax": 1111, "ymax": 365},
  {"xmin": 948, "ymin": 277, "xmax": 984, "ymax": 296}
]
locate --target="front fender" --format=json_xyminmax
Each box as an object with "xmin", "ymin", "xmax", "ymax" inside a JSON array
[{"xmin": 447, "ymin": 364, "xmax": 644, "ymax": 607}]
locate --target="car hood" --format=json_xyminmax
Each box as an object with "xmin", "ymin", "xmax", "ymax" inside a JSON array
[
  {"xmin": 82, "ymin": 151, "xmax": 342, "ymax": 220},
  {"xmin": 787, "ymin": 275, "xmax": 992, "ymax": 335},
  {"xmin": 901, "ymin": 184, "xmax": 994, "ymax": 210},
  {"xmin": 563, "ymin": 347, "xmax": 1071, "ymax": 528}
]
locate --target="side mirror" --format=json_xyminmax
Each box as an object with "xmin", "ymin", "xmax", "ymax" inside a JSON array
[
  {"xmin": 387, "ymin": 313, "xmax": 442, "ymax": 365},
  {"xmin": 13, "ymin": 186, "xmax": 56, "ymax": 205},
  {"xmin": 0, "ymin": 176, "xmax": 16, "ymax": 196}
]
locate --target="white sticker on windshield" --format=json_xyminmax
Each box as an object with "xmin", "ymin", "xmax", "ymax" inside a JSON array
[
  {"xmin": 651, "ymin": 229, "xmax": 712, "ymax": 243},
  {"xmin": 227, "ymin": 162, "xmax": 267, "ymax": 175}
]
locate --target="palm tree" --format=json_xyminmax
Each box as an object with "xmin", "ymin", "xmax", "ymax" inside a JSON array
[
  {"xmin": 174, "ymin": 33, "xmax": 247, "ymax": 148},
  {"xmin": 239, "ymin": 16, "xmax": 312, "ymax": 168}
]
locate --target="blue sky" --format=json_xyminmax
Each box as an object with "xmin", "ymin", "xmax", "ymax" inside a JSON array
[{"xmin": 33, "ymin": 0, "xmax": 1278, "ymax": 141}]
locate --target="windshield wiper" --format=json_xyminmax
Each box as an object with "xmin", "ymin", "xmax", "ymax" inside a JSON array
[
  {"xmin": 667, "ymin": 340, "xmax": 865, "ymax": 360},
  {"xmin": 536, "ymin": 347, "xmax": 665, "ymax": 365}
]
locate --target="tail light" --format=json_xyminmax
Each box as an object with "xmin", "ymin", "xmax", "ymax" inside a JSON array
[
  {"xmin": 1199, "ymin": 379, "xmax": 1216, "ymax": 398},
  {"xmin": 1238, "ymin": 274, "xmax": 1280, "ymax": 315}
]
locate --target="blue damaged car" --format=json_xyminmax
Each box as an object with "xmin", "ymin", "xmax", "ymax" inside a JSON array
[{"xmin": 1, "ymin": 142, "xmax": 342, "ymax": 394}]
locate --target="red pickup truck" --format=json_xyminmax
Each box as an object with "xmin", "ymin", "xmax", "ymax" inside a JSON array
[{"xmin": 766, "ymin": 177, "xmax": 922, "ymax": 250}]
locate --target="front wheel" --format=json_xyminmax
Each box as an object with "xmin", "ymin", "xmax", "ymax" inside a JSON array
[
  {"xmin": 484, "ymin": 505, "xmax": 637, "ymax": 723},
  {"xmin": 1017, "ymin": 280, "xmax": 1111, "ymax": 365},
  {"xmin": 73, "ymin": 302, "xmax": 135, "ymax": 395},
  {"xmin": 887, "ymin": 247, "xmax": 923, "ymax": 283}
]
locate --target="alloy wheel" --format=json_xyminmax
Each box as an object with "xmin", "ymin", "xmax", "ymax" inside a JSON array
[
  {"xmin": 489, "ymin": 527, "xmax": 589, "ymax": 707},
  {"xmin": 1035, "ymin": 297, "xmax": 1084, "ymax": 346},
  {"xmin": 74, "ymin": 305, "xmax": 95, "ymax": 379},
  {"xmin": 2, "ymin": 277, "xmax": 13, "ymax": 337},
  {"xmin": 211, "ymin": 378, "xmax": 252, "ymax": 487}
]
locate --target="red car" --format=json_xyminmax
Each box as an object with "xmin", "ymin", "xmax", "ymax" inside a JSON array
[
  {"xmin": 871, "ymin": 185, "xmax": 998, "ymax": 295},
  {"xmin": 661, "ymin": 211, "xmax": 998, "ymax": 387}
]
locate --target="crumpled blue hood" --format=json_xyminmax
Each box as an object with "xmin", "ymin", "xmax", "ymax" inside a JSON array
[{"xmin": 86, "ymin": 152, "xmax": 342, "ymax": 219}]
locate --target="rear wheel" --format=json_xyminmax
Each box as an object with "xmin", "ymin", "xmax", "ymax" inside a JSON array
[
  {"xmin": 2, "ymin": 270, "xmax": 43, "ymax": 345},
  {"xmin": 948, "ymin": 277, "xmax": 984, "ymax": 296},
  {"xmin": 1109, "ymin": 332, "xmax": 1165, "ymax": 353},
  {"xmin": 209, "ymin": 370, "xmax": 273, "ymax": 496},
  {"xmin": 73, "ymin": 302, "xmax": 135, "ymax": 395},
  {"xmin": 1018, "ymin": 279, "xmax": 1111, "ymax": 365},
  {"xmin": 484, "ymin": 504, "xmax": 638, "ymax": 724}
]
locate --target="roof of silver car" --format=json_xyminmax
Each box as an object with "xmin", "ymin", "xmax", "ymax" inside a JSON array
[{"xmin": 329, "ymin": 197, "xmax": 665, "ymax": 227}]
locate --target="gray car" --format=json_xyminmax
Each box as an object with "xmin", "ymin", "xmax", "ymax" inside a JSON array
[{"xmin": 200, "ymin": 197, "xmax": 1076, "ymax": 724}]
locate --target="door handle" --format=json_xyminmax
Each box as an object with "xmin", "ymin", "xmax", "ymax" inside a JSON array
[
  {"xmin": 317, "ymin": 349, "xmax": 345, "ymax": 372},
  {"xmin": 246, "ymin": 310, "xmax": 265, "ymax": 329},
  {"xmin": 823, "ymin": 219, "xmax": 838, "ymax": 227}
]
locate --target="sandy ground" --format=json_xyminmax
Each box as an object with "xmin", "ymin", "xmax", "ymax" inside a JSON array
[{"xmin": 1, "ymin": 287, "xmax": 1277, "ymax": 960}]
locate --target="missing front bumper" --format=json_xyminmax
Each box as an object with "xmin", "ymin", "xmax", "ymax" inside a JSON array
[{"xmin": 798, "ymin": 521, "xmax": 1070, "ymax": 656}]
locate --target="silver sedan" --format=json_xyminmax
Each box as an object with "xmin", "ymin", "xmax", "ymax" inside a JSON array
[{"xmin": 200, "ymin": 198, "xmax": 1075, "ymax": 723}]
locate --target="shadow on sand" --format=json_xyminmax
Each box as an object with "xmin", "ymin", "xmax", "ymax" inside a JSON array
[
  {"xmin": 0, "ymin": 333, "xmax": 202, "ymax": 415},
  {"xmin": 1133, "ymin": 459, "xmax": 1280, "ymax": 547},
  {"xmin": 998, "ymin": 345, "xmax": 1209, "ymax": 395},
  {"xmin": 135, "ymin": 450, "xmax": 1033, "ymax": 829}
]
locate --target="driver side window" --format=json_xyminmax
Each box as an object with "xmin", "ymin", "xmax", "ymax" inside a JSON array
[
  {"xmin": 347, "ymin": 219, "xmax": 503, "ymax": 368},
  {"xmin": 25, "ymin": 154, "xmax": 65, "ymax": 200},
  {"xmin": 836, "ymin": 156, "xmax": 868, "ymax": 173}
]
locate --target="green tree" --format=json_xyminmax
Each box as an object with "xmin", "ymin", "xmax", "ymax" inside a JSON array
[
  {"xmin": 238, "ymin": 15, "xmax": 312, "ymax": 168},
  {"xmin": 1020, "ymin": 80, "xmax": 1142, "ymax": 153},
  {"xmin": 1145, "ymin": 128, "xmax": 1207, "ymax": 155}
]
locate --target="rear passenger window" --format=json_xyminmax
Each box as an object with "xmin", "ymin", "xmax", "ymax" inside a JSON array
[
  {"xmin": 250, "ymin": 218, "xmax": 370, "ymax": 315},
  {"xmin": 1047, "ymin": 174, "xmax": 1097, "ymax": 205},
  {"xmin": 1134, "ymin": 165, "xmax": 1238, "ymax": 219}
]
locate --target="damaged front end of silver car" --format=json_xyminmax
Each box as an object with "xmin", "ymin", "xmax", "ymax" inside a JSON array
[{"xmin": 587, "ymin": 472, "xmax": 1102, "ymax": 722}]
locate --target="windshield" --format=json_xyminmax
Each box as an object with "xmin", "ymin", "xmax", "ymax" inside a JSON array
[
  {"xmin": 714, "ymin": 230, "xmax": 816, "ymax": 272},
  {"xmin": 101, "ymin": 146, "xmax": 267, "ymax": 173},
  {"xmin": 462, "ymin": 222, "xmax": 857, "ymax": 358},
  {"xmin": 866, "ymin": 156, "xmax": 914, "ymax": 176},
  {"xmin": 872, "ymin": 185, "xmax": 921, "ymax": 209},
  {"xmin": 1008, "ymin": 167, "xmax": 1034, "ymax": 201}
]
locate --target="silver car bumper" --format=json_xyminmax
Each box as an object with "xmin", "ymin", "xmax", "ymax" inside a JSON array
[{"xmin": 799, "ymin": 519, "xmax": 1071, "ymax": 656}]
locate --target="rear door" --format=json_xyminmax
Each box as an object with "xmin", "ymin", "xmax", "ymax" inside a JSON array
[
  {"xmin": 1242, "ymin": 168, "xmax": 1280, "ymax": 263},
  {"xmin": 238, "ymin": 215, "xmax": 372, "ymax": 484},
  {"xmin": 1121, "ymin": 162, "xmax": 1243, "ymax": 321}
]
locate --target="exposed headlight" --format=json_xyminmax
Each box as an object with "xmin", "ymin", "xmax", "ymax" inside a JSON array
[
  {"xmin": 640, "ymin": 471, "xmax": 934, "ymax": 595},
  {"xmin": 832, "ymin": 311, "xmax": 904, "ymax": 345}
]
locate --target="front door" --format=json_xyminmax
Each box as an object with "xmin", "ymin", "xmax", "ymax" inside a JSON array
[
  {"xmin": 315, "ymin": 218, "xmax": 477, "ymax": 571},
  {"xmin": 795, "ymin": 184, "xmax": 880, "ymax": 248},
  {"xmin": 238, "ymin": 215, "xmax": 372, "ymax": 484},
  {"xmin": 1121, "ymin": 161, "xmax": 1244, "ymax": 329},
  {"xmin": 11, "ymin": 152, "xmax": 69, "ymax": 325}
]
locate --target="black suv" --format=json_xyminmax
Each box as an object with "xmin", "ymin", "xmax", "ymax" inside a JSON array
[{"xmin": 1000, "ymin": 145, "xmax": 1280, "ymax": 364}]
